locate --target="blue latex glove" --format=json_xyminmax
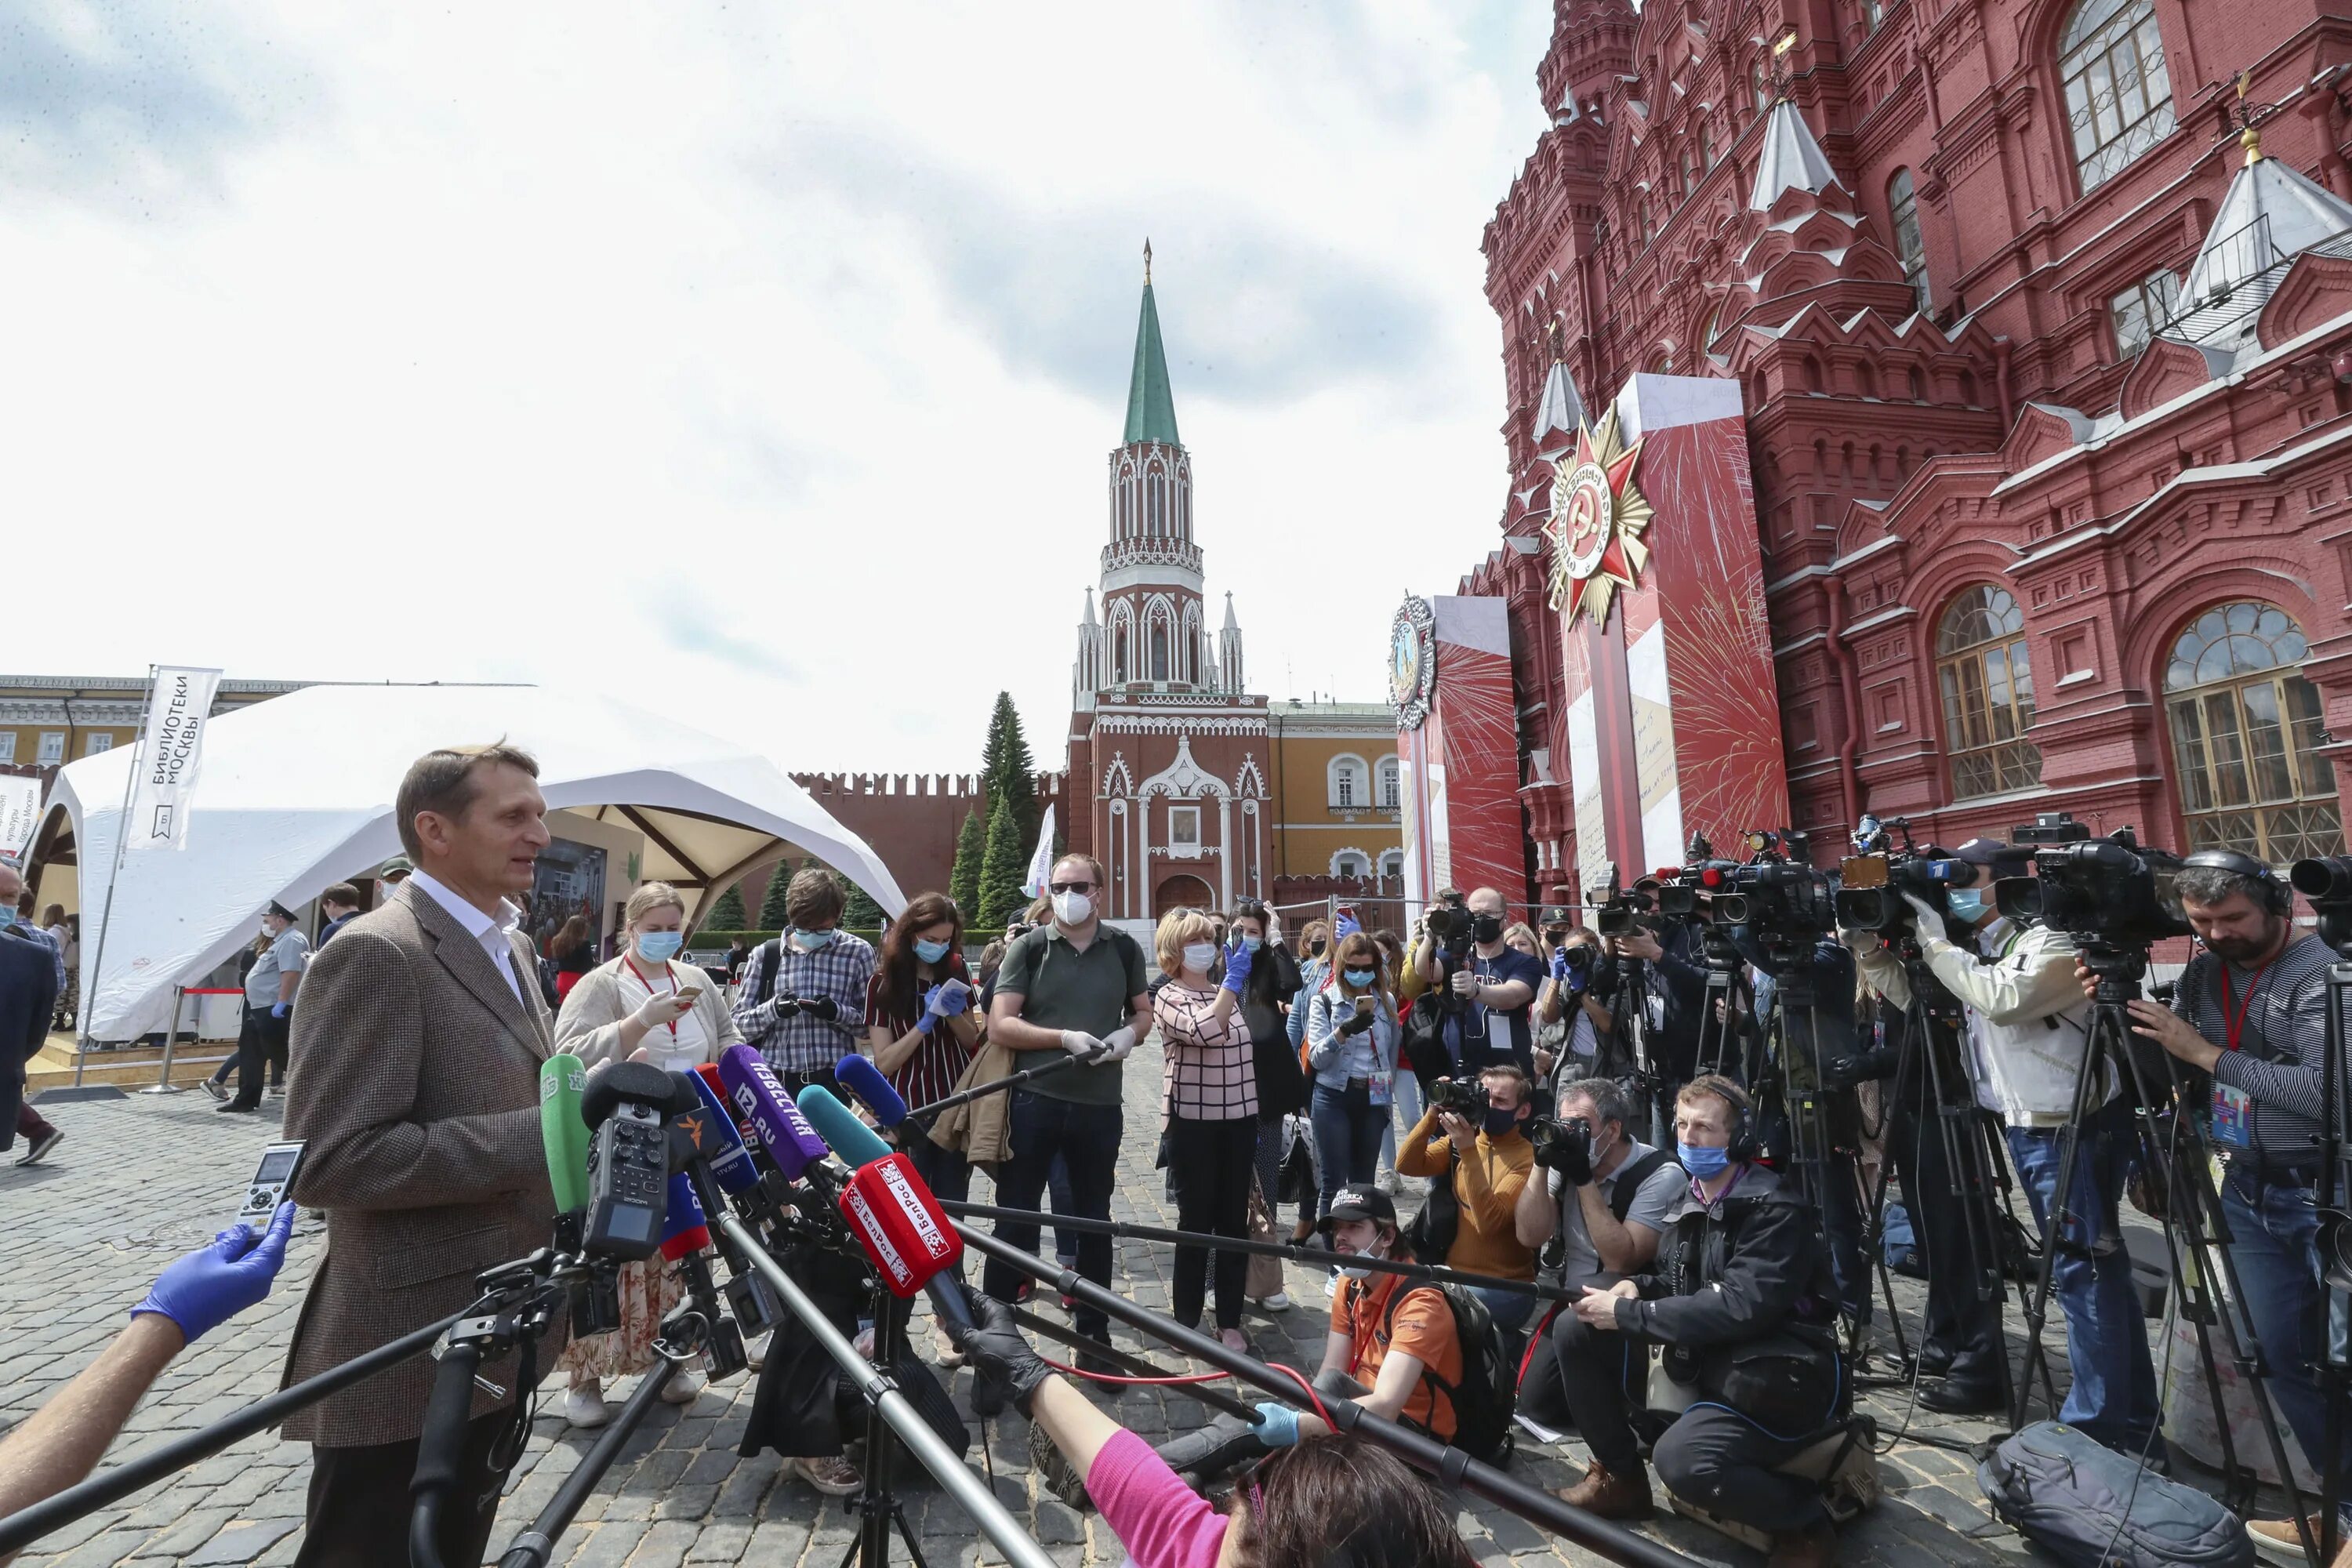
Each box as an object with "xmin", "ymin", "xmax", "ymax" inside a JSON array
[
  {"xmin": 1334, "ymin": 912, "xmax": 1361, "ymax": 939},
  {"xmin": 931, "ymin": 977, "xmax": 973, "ymax": 1016},
  {"xmin": 131, "ymin": 1202, "xmax": 297, "ymax": 1342},
  {"xmin": 916, "ymin": 985, "xmax": 942, "ymax": 1034},
  {"xmin": 270, "ymin": 1001, "xmax": 289, "ymax": 1020},
  {"xmin": 1220, "ymin": 934, "xmax": 1254, "ymax": 997},
  {"xmin": 1252, "ymin": 1402, "xmax": 1301, "ymax": 1447},
  {"xmin": 1550, "ymin": 947, "xmax": 1571, "ymax": 985}
]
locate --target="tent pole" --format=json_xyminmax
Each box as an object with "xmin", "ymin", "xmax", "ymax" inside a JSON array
[{"xmin": 78, "ymin": 663, "xmax": 156, "ymax": 1066}]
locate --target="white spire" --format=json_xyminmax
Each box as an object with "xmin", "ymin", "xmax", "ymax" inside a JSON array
[
  {"xmin": 1533, "ymin": 356, "xmax": 1585, "ymax": 448},
  {"xmin": 1221, "ymin": 590, "xmax": 1239, "ymax": 633},
  {"xmin": 2181, "ymin": 153, "xmax": 2352, "ymax": 321},
  {"xmin": 1082, "ymin": 586, "xmax": 1098, "ymax": 626},
  {"xmin": 1748, "ymin": 98, "xmax": 1839, "ymax": 210}
]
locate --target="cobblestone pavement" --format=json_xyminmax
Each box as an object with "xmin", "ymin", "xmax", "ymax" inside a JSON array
[{"xmin": 5, "ymin": 1053, "xmax": 2209, "ymax": 1568}]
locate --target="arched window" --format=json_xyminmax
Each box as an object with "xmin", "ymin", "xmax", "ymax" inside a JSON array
[
  {"xmin": 1679, "ymin": 145, "xmax": 1698, "ymax": 198},
  {"xmin": 1751, "ymin": 59, "xmax": 1770, "ymax": 114},
  {"xmin": 1378, "ymin": 849, "xmax": 1405, "ymax": 881},
  {"xmin": 2060, "ymin": 0, "xmax": 2174, "ymax": 192},
  {"xmin": 1112, "ymin": 625, "xmax": 1128, "ymax": 684},
  {"xmin": 1888, "ymin": 169, "xmax": 1929, "ymax": 314},
  {"xmin": 1936, "ymin": 586, "xmax": 2044, "ymax": 798},
  {"xmin": 1377, "ymin": 757, "xmax": 1400, "ymax": 810},
  {"xmin": 1697, "ymin": 118, "xmax": 1715, "ymax": 170},
  {"xmin": 1332, "ymin": 851, "xmax": 1373, "ymax": 879},
  {"xmin": 1149, "ymin": 620, "xmax": 1170, "ymax": 681},
  {"xmin": 1328, "ymin": 753, "xmax": 1368, "ymax": 809},
  {"xmin": 2165, "ymin": 602, "xmax": 2343, "ymax": 861}
]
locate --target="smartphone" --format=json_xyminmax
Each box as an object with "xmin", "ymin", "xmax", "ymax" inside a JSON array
[
  {"xmin": 234, "ymin": 1141, "xmax": 306, "ymax": 1232},
  {"xmin": 677, "ymin": 985, "xmax": 704, "ymax": 1002}
]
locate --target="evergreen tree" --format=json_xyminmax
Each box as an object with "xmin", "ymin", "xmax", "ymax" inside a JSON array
[
  {"xmin": 840, "ymin": 876, "xmax": 884, "ymax": 931},
  {"xmin": 978, "ymin": 793, "xmax": 1028, "ymax": 932},
  {"xmin": 949, "ymin": 807, "xmax": 985, "ymax": 920},
  {"xmin": 757, "ymin": 862, "xmax": 796, "ymax": 931},
  {"xmin": 979, "ymin": 692, "xmax": 1040, "ymax": 864},
  {"xmin": 705, "ymin": 883, "xmax": 748, "ymax": 930}
]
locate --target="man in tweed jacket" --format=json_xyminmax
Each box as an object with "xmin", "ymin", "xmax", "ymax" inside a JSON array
[{"xmin": 281, "ymin": 743, "xmax": 561, "ymax": 1568}]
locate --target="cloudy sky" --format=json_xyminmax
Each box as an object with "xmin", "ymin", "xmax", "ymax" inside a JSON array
[{"xmin": 5, "ymin": 1, "xmax": 1552, "ymax": 775}]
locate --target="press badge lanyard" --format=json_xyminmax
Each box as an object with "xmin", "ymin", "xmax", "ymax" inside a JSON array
[
  {"xmin": 2210, "ymin": 956, "xmax": 2275, "ymax": 1150},
  {"xmin": 2222, "ymin": 958, "xmax": 2276, "ymax": 1057},
  {"xmin": 622, "ymin": 953, "xmax": 680, "ymax": 1036}
]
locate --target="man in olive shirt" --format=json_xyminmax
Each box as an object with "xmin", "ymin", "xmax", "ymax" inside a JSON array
[{"xmin": 982, "ymin": 854, "xmax": 1150, "ymax": 1365}]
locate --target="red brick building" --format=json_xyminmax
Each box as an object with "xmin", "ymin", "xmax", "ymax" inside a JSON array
[{"xmin": 1470, "ymin": 0, "xmax": 2352, "ymax": 884}]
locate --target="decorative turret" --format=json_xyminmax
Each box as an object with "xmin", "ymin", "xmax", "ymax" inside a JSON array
[
  {"xmin": 1748, "ymin": 98, "xmax": 1842, "ymax": 211},
  {"xmin": 1218, "ymin": 592, "xmax": 1245, "ymax": 693}
]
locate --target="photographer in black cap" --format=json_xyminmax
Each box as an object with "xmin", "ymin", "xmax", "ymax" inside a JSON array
[{"xmin": 2085, "ymin": 851, "xmax": 2347, "ymax": 1562}]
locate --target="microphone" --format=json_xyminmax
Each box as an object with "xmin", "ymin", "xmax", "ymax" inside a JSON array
[
  {"xmin": 797, "ymin": 1087, "xmax": 967, "ymax": 1325},
  {"xmin": 539, "ymin": 1054, "xmax": 590, "ymax": 1215},
  {"xmin": 715, "ymin": 1045, "xmax": 829, "ymax": 1184},
  {"xmin": 659, "ymin": 1171, "xmax": 711, "ymax": 1261},
  {"xmin": 674, "ymin": 1069, "xmax": 762, "ymax": 1194},
  {"xmin": 834, "ymin": 1054, "xmax": 909, "ymax": 1130}
]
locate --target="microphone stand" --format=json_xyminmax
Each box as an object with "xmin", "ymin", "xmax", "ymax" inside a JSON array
[
  {"xmin": 899, "ymin": 1051, "xmax": 1088, "ymax": 1123},
  {"xmin": 494, "ymin": 1320, "xmax": 695, "ymax": 1568},
  {"xmin": 953, "ymin": 1224, "xmax": 1705, "ymax": 1568},
  {"xmin": 707, "ymin": 1208, "xmax": 1056, "ymax": 1568},
  {"xmin": 939, "ymin": 1201, "xmax": 1582, "ymax": 1304}
]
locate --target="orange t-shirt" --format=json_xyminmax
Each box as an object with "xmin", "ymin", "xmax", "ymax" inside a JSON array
[{"xmin": 1331, "ymin": 1272, "xmax": 1462, "ymax": 1440}]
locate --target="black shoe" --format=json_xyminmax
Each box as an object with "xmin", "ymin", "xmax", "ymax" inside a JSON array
[
  {"xmin": 1075, "ymin": 1350, "xmax": 1126, "ymax": 1378},
  {"xmin": 1916, "ymin": 1345, "xmax": 1954, "ymax": 1379},
  {"xmin": 216, "ymin": 1102, "xmax": 260, "ymax": 1114},
  {"xmin": 1917, "ymin": 1377, "xmax": 2004, "ymax": 1415},
  {"xmin": 16, "ymin": 1128, "xmax": 63, "ymax": 1167}
]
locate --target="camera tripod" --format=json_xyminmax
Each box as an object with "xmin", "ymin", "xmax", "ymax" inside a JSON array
[
  {"xmin": 2303, "ymin": 886, "xmax": 2352, "ymax": 1564},
  {"xmin": 2017, "ymin": 944, "xmax": 2319, "ymax": 1564},
  {"xmin": 1855, "ymin": 941, "xmax": 2053, "ymax": 1424}
]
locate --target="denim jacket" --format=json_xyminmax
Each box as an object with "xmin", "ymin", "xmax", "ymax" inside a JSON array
[{"xmin": 1304, "ymin": 985, "xmax": 1400, "ymax": 1089}]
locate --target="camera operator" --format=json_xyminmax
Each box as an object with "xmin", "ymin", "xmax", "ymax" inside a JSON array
[
  {"xmin": 1856, "ymin": 843, "xmax": 2156, "ymax": 1446},
  {"xmin": 1544, "ymin": 1076, "xmax": 1844, "ymax": 1568},
  {"xmin": 1535, "ymin": 919, "xmax": 1614, "ymax": 1086},
  {"xmin": 2092, "ymin": 854, "xmax": 2347, "ymax": 1556},
  {"xmin": 1515, "ymin": 1076, "xmax": 1683, "ymax": 1290},
  {"xmin": 1413, "ymin": 887, "xmax": 1543, "ymax": 1076},
  {"xmin": 1609, "ymin": 916, "xmax": 1708, "ymax": 1095},
  {"xmin": 1396, "ymin": 1065, "xmax": 1541, "ymax": 1343}
]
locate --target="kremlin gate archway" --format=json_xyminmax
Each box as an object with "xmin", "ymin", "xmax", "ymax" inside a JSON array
[{"xmin": 1152, "ymin": 873, "xmax": 1214, "ymax": 916}]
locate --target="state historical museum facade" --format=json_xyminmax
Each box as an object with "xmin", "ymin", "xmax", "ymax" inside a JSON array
[{"xmin": 1467, "ymin": 0, "xmax": 2352, "ymax": 888}]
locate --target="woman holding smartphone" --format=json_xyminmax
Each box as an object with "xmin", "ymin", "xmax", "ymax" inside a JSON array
[
  {"xmin": 550, "ymin": 880, "xmax": 744, "ymax": 1425},
  {"xmin": 1303, "ymin": 930, "xmax": 1400, "ymax": 1236}
]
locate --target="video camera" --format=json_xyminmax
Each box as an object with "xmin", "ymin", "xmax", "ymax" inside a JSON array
[
  {"xmin": 1835, "ymin": 815, "xmax": 1982, "ymax": 935},
  {"xmin": 1588, "ymin": 866, "xmax": 1658, "ymax": 940},
  {"xmin": 1993, "ymin": 812, "xmax": 2191, "ymax": 949},
  {"xmin": 1424, "ymin": 890, "xmax": 1475, "ymax": 961}
]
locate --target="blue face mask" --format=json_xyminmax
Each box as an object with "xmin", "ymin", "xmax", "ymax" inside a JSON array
[
  {"xmin": 1243, "ymin": 936, "xmax": 1264, "ymax": 953},
  {"xmin": 791, "ymin": 928, "xmax": 837, "ymax": 952},
  {"xmin": 1678, "ymin": 1142, "xmax": 1732, "ymax": 1179},
  {"xmin": 635, "ymin": 931, "xmax": 683, "ymax": 964},
  {"xmin": 913, "ymin": 938, "xmax": 952, "ymax": 964},
  {"xmin": 1946, "ymin": 889, "xmax": 1986, "ymax": 922},
  {"xmin": 1343, "ymin": 967, "xmax": 1377, "ymax": 988}
]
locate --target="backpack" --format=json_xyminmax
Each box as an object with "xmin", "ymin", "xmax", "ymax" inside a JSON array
[
  {"xmin": 1976, "ymin": 1421, "xmax": 2254, "ymax": 1568},
  {"xmin": 1379, "ymin": 1281, "xmax": 1515, "ymax": 1464},
  {"xmin": 1517, "ymin": 1148, "xmax": 1678, "ymax": 1413},
  {"xmin": 750, "ymin": 938, "xmax": 784, "ymax": 1006}
]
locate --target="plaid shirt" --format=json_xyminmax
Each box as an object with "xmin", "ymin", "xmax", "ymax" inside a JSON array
[
  {"xmin": 1154, "ymin": 980, "xmax": 1257, "ymax": 1122},
  {"xmin": 731, "ymin": 931, "xmax": 876, "ymax": 1075}
]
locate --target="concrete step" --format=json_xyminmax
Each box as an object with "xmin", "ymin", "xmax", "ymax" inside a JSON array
[{"xmin": 27, "ymin": 1034, "xmax": 237, "ymax": 1094}]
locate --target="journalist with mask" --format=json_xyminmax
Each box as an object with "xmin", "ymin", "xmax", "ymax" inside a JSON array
[
  {"xmin": 1853, "ymin": 838, "xmax": 2156, "ymax": 1443},
  {"xmin": 1544, "ymin": 1075, "xmax": 1845, "ymax": 1568},
  {"xmin": 729, "ymin": 866, "xmax": 873, "ymax": 1097},
  {"xmin": 1303, "ymin": 930, "xmax": 1402, "ymax": 1228},
  {"xmin": 1228, "ymin": 901, "xmax": 1308, "ymax": 1265},
  {"xmin": 1152, "ymin": 911, "xmax": 1260, "ymax": 1352},
  {"xmin": 1412, "ymin": 886, "xmax": 1544, "ymax": 1076},
  {"xmin": 2093, "ymin": 853, "xmax": 2347, "ymax": 1560},
  {"xmin": 1395, "ymin": 1063, "xmax": 1540, "ymax": 1341}
]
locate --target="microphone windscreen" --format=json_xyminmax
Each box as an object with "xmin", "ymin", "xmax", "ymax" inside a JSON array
[
  {"xmin": 833, "ymin": 1054, "xmax": 909, "ymax": 1129},
  {"xmin": 796, "ymin": 1084, "xmax": 894, "ymax": 1168},
  {"xmin": 681, "ymin": 1066, "xmax": 761, "ymax": 1192},
  {"xmin": 539, "ymin": 1054, "xmax": 590, "ymax": 1213},
  {"xmin": 658, "ymin": 1171, "xmax": 711, "ymax": 1261},
  {"xmin": 716, "ymin": 1045, "xmax": 829, "ymax": 1182},
  {"xmin": 581, "ymin": 1060, "xmax": 678, "ymax": 1131}
]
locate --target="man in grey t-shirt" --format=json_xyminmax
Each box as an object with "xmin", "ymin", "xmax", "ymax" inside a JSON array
[
  {"xmin": 224, "ymin": 903, "xmax": 308, "ymax": 1112},
  {"xmin": 1514, "ymin": 1077, "xmax": 1682, "ymax": 1291}
]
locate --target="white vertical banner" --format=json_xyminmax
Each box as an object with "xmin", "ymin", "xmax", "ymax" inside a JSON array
[
  {"xmin": 1021, "ymin": 804, "xmax": 1058, "ymax": 899},
  {"xmin": 125, "ymin": 666, "xmax": 223, "ymax": 851},
  {"xmin": 0, "ymin": 775, "xmax": 41, "ymax": 861}
]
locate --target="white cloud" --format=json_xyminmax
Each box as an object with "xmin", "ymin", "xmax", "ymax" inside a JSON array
[{"xmin": 3, "ymin": 0, "xmax": 1552, "ymax": 774}]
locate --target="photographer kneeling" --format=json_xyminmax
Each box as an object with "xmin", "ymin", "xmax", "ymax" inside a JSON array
[
  {"xmin": 1396, "ymin": 1065, "xmax": 1541, "ymax": 1347},
  {"xmin": 2087, "ymin": 855, "xmax": 2347, "ymax": 1563},
  {"xmin": 1851, "ymin": 844, "xmax": 2157, "ymax": 1446},
  {"xmin": 1543, "ymin": 1075, "xmax": 1844, "ymax": 1568},
  {"xmin": 952, "ymin": 1294, "xmax": 1475, "ymax": 1568}
]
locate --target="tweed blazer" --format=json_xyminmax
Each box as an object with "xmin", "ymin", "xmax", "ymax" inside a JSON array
[
  {"xmin": 279, "ymin": 878, "xmax": 561, "ymax": 1447},
  {"xmin": 555, "ymin": 956, "xmax": 742, "ymax": 1069}
]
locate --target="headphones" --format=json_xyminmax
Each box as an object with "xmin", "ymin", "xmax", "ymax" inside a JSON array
[
  {"xmin": 1683, "ymin": 1075, "xmax": 1760, "ymax": 1163},
  {"xmin": 2180, "ymin": 849, "xmax": 2295, "ymax": 916}
]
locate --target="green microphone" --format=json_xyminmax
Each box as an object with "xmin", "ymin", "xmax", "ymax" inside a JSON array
[{"xmin": 539, "ymin": 1053, "xmax": 591, "ymax": 1214}]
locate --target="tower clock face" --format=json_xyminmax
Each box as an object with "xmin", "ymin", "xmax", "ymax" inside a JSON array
[
  {"xmin": 1388, "ymin": 595, "xmax": 1435, "ymax": 728},
  {"xmin": 1390, "ymin": 621, "xmax": 1421, "ymax": 706}
]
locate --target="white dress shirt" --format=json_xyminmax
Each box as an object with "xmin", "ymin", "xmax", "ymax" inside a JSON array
[{"xmin": 408, "ymin": 869, "xmax": 527, "ymax": 1003}]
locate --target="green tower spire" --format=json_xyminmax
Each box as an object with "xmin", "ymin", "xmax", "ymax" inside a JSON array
[{"xmin": 1122, "ymin": 239, "xmax": 1181, "ymax": 448}]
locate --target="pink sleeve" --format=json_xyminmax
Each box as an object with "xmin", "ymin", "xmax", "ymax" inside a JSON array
[{"xmin": 1084, "ymin": 1429, "xmax": 1231, "ymax": 1568}]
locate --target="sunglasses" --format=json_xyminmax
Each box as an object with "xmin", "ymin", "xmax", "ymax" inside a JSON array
[{"xmin": 1048, "ymin": 880, "xmax": 1096, "ymax": 895}]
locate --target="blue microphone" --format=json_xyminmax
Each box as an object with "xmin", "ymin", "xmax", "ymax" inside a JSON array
[{"xmin": 834, "ymin": 1055, "xmax": 909, "ymax": 1130}]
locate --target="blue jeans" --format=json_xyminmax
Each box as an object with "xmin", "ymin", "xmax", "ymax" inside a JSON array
[
  {"xmin": 2007, "ymin": 1100, "xmax": 2158, "ymax": 1451},
  {"xmin": 1381, "ymin": 1070, "xmax": 1423, "ymax": 1174},
  {"xmin": 981, "ymin": 1090, "xmax": 1124, "ymax": 1341},
  {"xmin": 2218, "ymin": 1163, "xmax": 2352, "ymax": 1523},
  {"xmin": 1311, "ymin": 1082, "xmax": 1387, "ymax": 1218}
]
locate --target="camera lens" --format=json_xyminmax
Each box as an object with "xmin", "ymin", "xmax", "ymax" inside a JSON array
[{"xmin": 2292, "ymin": 855, "xmax": 2352, "ymax": 900}]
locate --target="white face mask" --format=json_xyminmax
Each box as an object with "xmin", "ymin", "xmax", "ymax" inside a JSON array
[
  {"xmin": 1052, "ymin": 889, "xmax": 1094, "ymax": 924},
  {"xmin": 1181, "ymin": 942, "xmax": 1218, "ymax": 974}
]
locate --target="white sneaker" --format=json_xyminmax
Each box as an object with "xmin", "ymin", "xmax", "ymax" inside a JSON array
[
  {"xmin": 1256, "ymin": 1291, "xmax": 1292, "ymax": 1311},
  {"xmin": 746, "ymin": 1333, "xmax": 768, "ymax": 1373},
  {"xmin": 791, "ymin": 1454, "xmax": 864, "ymax": 1497},
  {"xmin": 659, "ymin": 1367, "xmax": 706, "ymax": 1404},
  {"xmin": 563, "ymin": 1383, "xmax": 610, "ymax": 1428},
  {"xmin": 1376, "ymin": 1169, "xmax": 1403, "ymax": 1194}
]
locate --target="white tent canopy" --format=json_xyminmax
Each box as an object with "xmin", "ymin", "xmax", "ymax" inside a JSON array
[{"xmin": 35, "ymin": 684, "xmax": 907, "ymax": 1043}]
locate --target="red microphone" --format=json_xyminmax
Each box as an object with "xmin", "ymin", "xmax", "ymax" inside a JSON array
[{"xmin": 797, "ymin": 1087, "xmax": 968, "ymax": 1319}]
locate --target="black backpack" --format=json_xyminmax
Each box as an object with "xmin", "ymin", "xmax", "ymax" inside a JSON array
[
  {"xmin": 750, "ymin": 938, "xmax": 785, "ymax": 1005},
  {"xmin": 1380, "ymin": 1281, "xmax": 1515, "ymax": 1464}
]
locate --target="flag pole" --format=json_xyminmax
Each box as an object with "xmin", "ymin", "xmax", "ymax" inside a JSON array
[{"xmin": 74, "ymin": 663, "xmax": 157, "ymax": 1076}]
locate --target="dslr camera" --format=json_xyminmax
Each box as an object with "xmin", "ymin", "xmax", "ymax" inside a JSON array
[
  {"xmin": 1428, "ymin": 1077, "xmax": 1490, "ymax": 1116},
  {"xmin": 1992, "ymin": 813, "xmax": 2191, "ymax": 949},
  {"xmin": 1424, "ymin": 891, "xmax": 1475, "ymax": 962},
  {"xmin": 1525, "ymin": 1112, "xmax": 1592, "ymax": 1177}
]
